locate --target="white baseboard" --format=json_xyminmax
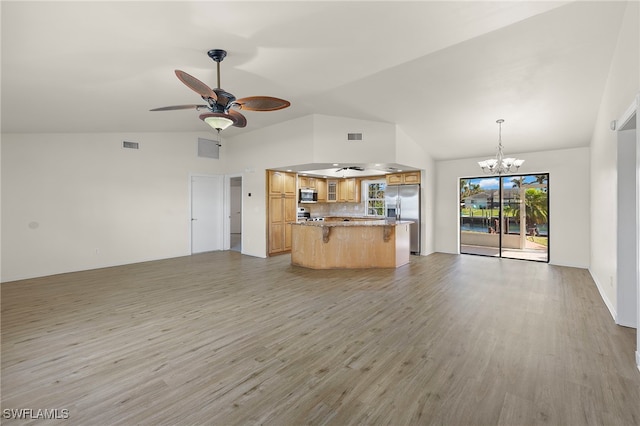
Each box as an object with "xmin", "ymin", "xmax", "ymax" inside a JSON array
[
  {"xmin": 588, "ymin": 268, "xmax": 617, "ymax": 323},
  {"xmin": 617, "ymin": 318, "xmax": 638, "ymax": 328}
]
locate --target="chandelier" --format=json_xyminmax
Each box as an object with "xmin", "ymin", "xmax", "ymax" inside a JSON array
[{"xmin": 478, "ymin": 119, "xmax": 524, "ymax": 175}]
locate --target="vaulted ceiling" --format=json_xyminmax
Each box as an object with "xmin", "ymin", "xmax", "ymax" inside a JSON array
[{"xmin": 1, "ymin": 1, "xmax": 629, "ymax": 160}]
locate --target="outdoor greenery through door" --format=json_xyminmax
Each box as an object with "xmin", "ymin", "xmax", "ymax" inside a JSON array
[{"xmin": 460, "ymin": 174, "xmax": 549, "ymax": 262}]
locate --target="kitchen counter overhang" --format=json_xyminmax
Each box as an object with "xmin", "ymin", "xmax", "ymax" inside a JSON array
[{"xmin": 291, "ymin": 220, "xmax": 413, "ymax": 269}]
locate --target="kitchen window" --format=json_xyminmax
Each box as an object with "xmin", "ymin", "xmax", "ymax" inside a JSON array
[{"xmin": 364, "ymin": 180, "xmax": 386, "ymax": 216}]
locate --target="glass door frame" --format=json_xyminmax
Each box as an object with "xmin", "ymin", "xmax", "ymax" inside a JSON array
[{"xmin": 459, "ymin": 173, "xmax": 549, "ymax": 263}]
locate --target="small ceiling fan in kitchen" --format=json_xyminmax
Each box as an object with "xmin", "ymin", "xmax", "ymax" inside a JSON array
[
  {"xmin": 150, "ymin": 49, "xmax": 290, "ymax": 132},
  {"xmin": 335, "ymin": 166, "xmax": 365, "ymax": 172}
]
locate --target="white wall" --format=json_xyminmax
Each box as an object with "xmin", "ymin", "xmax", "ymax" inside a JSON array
[
  {"xmin": 435, "ymin": 147, "xmax": 591, "ymax": 268},
  {"xmin": 312, "ymin": 115, "xmax": 396, "ymax": 164},
  {"xmin": 1, "ymin": 132, "xmax": 223, "ymax": 282},
  {"xmin": 589, "ymin": 1, "xmax": 639, "ymax": 319},
  {"xmin": 1, "ymin": 114, "xmax": 435, "ymax": 280}
]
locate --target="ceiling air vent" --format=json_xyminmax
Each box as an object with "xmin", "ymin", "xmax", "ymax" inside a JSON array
[
  {"xmin": 347, "ymin": 133, "xmax": 363, "ymax": 141},
  {"xmin": 122, "ymin": 141, "xmax": 139, "ymax": 149},
  {"xmin": 198, "ymin": 137, "xmax": 219, "ymax": 159}
]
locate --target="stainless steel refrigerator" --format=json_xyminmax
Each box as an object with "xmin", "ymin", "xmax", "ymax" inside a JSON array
[{"xmin": 385, "ymin": 184, "xmax": 420, "ymax": 254}]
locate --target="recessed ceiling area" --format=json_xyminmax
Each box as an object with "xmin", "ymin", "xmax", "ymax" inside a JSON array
[{"xmin": 272, "ymin": 163, "xmax": 418, "ymax": 178}]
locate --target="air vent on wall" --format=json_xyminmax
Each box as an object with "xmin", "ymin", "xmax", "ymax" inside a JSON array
[
  {"xmin": 122, "ymin": 141, "xmax": 139, "ymax": 149},
  {"xmin": 198, "ymin": 137, "xmax": 219, "ymax": 159},
  {"xmin": 347, "ymin": 133, "xmax": 363, "ymax": 141}
]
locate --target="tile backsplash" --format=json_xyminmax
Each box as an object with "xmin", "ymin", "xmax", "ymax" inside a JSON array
[{"xmin": 305, "ymin": 202, "xmax": 366, "ymax": 217}]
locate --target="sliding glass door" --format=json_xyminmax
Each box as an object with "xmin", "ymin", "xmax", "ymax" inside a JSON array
[{"xmin": 460, "ymin": 174, "xmax": 549, "ymax": 262}]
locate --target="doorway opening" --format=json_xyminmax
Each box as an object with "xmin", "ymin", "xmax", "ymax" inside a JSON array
[
  {"xmin": 459, "ymin": 173, "xmax": 549, "ymax": 262},
  {"xmin": 229, "ymin": 176, "xmax": 242, "ymax": 252},
  {"xmin": 616, "ymin": 103, "xmax": 638, "ymax": 329}
]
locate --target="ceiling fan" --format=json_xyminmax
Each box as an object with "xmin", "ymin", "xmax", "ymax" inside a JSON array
[
  {"xmin": 150, "ymin": 49, "xmax": 290, "ymax": 131},
  {"xmin": 336, "ymin": 166, "xmax": 365, "ymax": 172}
]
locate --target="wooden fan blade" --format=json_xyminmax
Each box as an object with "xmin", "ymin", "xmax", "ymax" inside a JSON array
[
  {"xmin": 175, "ymin": 70, "xmax": 217, "ymax": 100},
  {"xmin": 229, "ymin": 110, "xmax": 247, "ymax": 128},
  {"xmin": 150, "ymin": 104, "xmax": 208, "ymax": 111},
  {"xmin": 234, "ymin": 96, "xmax": 290, "ymax": 111}
]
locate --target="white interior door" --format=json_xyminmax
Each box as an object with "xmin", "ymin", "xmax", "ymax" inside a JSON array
[{"xmin": 191, "ymin": 175, "xmax": 224, "ymax": 253}]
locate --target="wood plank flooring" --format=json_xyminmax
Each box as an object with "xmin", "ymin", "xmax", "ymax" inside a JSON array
[{"xmin": 2, "ymin": 252, "xmax": 639, "ymax": 425}]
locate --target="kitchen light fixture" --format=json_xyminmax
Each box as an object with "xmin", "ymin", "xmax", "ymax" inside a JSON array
[{"xmin": 478, "ymin": 119, "xmax": 524, "ymax": 175}]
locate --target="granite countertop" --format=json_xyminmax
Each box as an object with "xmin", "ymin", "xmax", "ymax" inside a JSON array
[{"xmin": 292, "ymin": 219, "xmax": 413, "ymax": 227}]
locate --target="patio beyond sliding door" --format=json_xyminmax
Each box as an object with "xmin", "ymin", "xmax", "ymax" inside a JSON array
[{"xmin": 460, "ymin": 174, "xmax": 549, "ymax": 262}]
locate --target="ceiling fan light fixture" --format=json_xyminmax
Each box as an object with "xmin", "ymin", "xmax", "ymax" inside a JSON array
[{"xmin": 200, "ymin": 113, "xmax": 234, "ymax": 131}]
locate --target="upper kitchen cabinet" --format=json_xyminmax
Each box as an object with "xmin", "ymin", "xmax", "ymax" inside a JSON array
[
  {"xmin": 324, "ymin": 178, "xmax": 359, "ymax": 203},
  {"xmin": 327, "ymin": 180, "xmax": 338, "ymax": 202},
  {"xmin": 386, "ymin": 171, "xmax": 421, "ymax": 186},
  {"xmin": 270, "ymin": 170, "xmax": 297, "ymax": 196},
  {"xmin": 298, "ymin": 176, "xmax": 317, "ymax": 189},
  {"xmin": 338, "ymin": 178, "xmax": 360, "ymax": 203},
  {"xmin": 316, "ymin": 179, "xmax": 327, "ymax": 203}
]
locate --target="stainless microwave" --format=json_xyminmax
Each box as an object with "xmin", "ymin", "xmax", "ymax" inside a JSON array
[{"xmin": 299, "ymin": 188, "xmax": 318, "ymax": 203}]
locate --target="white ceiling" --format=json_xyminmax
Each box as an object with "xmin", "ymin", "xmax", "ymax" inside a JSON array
[{"xmin": 1, "ymin": 1, "xmax": 629, "ymax": 160}]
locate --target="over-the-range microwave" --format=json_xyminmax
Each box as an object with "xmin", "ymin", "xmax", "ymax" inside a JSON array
[{"xmin": 299, "ymin": 188, "xmax": 318, "ymax": 203}]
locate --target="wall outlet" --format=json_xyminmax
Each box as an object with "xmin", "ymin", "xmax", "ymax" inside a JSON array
[{"xmin": 95, "ymin": 248, "xmax": 100, "ymax": 255}]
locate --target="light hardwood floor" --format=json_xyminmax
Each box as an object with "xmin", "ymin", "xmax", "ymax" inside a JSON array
[{"xmin": 2, "ymin": 252, "xmax": 639, "ymax": 425}]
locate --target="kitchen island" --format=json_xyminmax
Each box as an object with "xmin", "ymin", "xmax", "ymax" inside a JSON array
[{"xmin": 290, "ymin": 219, "xmax": 413, "ymax": 269}]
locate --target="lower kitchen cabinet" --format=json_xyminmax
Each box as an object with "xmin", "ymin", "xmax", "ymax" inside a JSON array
[{"xmin": 268, "ymin": 196, "xmax": 296, "ymax": 253}]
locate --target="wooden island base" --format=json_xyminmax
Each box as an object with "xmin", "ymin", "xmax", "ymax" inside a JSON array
[{"xmin": 291, "ymin": 220, "xmax": 412, "ymax": 269}]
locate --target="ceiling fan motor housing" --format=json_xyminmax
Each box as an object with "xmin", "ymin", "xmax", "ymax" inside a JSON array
[
  {"xmin": 211, "ymin": 88, "xmax": 236, "ymax": 111},
  {"xmin": 207, "ymin": 49, "xmax": 227, "ymax": 63}
]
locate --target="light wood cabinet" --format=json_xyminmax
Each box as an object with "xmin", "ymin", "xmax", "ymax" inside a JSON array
[
  {"xmin": 386, "ymin": 171, "xmax": 421, "ymax": 185},
  {"xmin": 268, "ymin": 170, "xmax": 297, "ymax": 255},
  {"xmin": 298, "ymin": 176, "xmax": 316, "ymax": 189},
  {"xmin": 327, "ymin": 180, "xmax": 338, "ymax": 202},
  {"xmin": 347, "ymin": 178, "xmax": 359, "ymax": 202},
  {"xmin": 316, "ymin": 179, "xmax": 327, "ymax": 202},
  {"xmin": 320, "ymin": 178, "xmax": 361, "ymax": 203},
  {"xmin": 284, "ymin": 173, "xmax": 296, "ymax": 196},
  {"xmin": 291, "ymin": 222, "xmax": 411, "ymax": 269},
  {"xmin": 386, "ymin": 173, "xmax": 404, "ymax": 185},
  {"xmin": 270, "ymin": 170, "xmax": 296, "ymax": 195},
  {"xmin": 402, "ymin": 171, "xmax": 421, "ymax": 184},
  {"xmin": 337, "ymin": 178, "xmax": 359, "ymax": 203}
]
